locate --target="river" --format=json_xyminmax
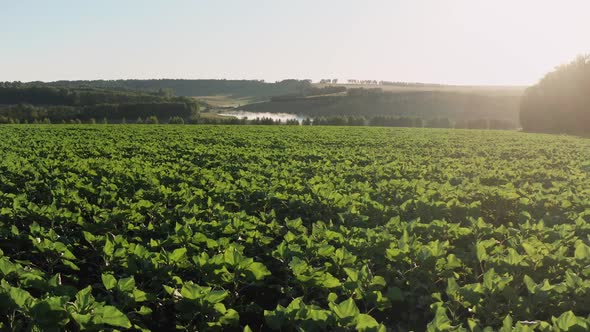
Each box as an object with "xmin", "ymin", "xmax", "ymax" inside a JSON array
[{"xmin": 217, "ymin": 111, "xmax": 308, "ymax": 122}]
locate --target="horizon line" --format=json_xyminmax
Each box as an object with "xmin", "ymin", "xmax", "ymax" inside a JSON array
[{"xmin": 7, "ymin": 78, "xmax": 531, "ymax": 88}]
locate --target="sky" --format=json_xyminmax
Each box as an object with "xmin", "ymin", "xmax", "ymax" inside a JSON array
[{"xmin": 1, "ymin": 0, "xmax": 589, "ymax": 85}]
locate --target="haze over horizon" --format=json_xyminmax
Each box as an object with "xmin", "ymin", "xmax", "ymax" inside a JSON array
[{"xmin": 2, "ymin": 0, "xmax": 589, "ymax": 86}]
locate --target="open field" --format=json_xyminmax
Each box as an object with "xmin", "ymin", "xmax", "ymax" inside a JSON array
[
  {"xmin": 195, "ymin": 95, "xmax": 265, "ymax": 108},
  {"xmin": 0, "ymin": 125, "xmax": 589, "ymax": 331},
  {"xmin": 198, "ymin": 111, "xmax": 236, "ymax": 120}
]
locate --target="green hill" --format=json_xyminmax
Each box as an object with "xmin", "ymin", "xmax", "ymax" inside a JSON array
[{"xmin": 239, "ymin": 89, "xmax": 522, "ymax": 125}]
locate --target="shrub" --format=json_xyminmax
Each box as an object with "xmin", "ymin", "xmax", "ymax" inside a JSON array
[
  {"xmin": 168, "ymin": 116, "xmax": 185, "ymax": 124},
  {"xmin": 145, "ymin": 116, "xmax": 159, "ymax": 124}
]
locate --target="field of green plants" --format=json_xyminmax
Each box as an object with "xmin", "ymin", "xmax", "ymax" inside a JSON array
[{"xmin": 0, "ymin": 125, "xmax": 589, "ymax": 331}]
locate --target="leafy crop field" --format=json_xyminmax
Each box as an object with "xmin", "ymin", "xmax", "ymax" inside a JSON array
[{"xmin": 0, "ymin": 125, "xmax": 589, "ymax": 331}]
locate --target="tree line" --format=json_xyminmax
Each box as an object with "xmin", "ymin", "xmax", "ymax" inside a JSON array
[
  {"xmin": 0, "ymin": 115, "xmax": 186, "ymax": 125},
  {"xmin": 0, "ymin": 110, "xmax": 515, "ymax": 129},
  {"xmin": 0, "ymin": 103, "xmax": 198, "ymax": 123},
  {"xmin": 520, "ymin": 55, "xmax": 590, "ymax": 133},
  {"xmin": 0, "ymin": 84, "xmax": 199, "ymax": 122},
  {"xmin": 0, "ymin": 83, "xmax": 178, "ymax": 105},
  {"xmin": 187, "ymin": 115, "xmax": 515, "ymax": 129},
  {"xmin": 23, "ymin": 79, "xmax": 314, "ymax": 98}
]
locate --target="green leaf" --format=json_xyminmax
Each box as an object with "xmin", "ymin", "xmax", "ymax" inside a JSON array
[
  {"xmin": 61, "ymin": 259, "xmax": 80, "ymax": 271},
  {"xmin": 427, "ymin": 307, "xmax": 451, "ymax": 331},
  {"xmin": 446, "ymin": 278, "xmax": 459, "ymax": 297},
  {"xmin": 501, "ymin": 314, "xmax": 513, "ymax": 332},
  {"xmin": 53, "ymin": 242, "xmax": 77, "ymax": 260},
  {"xmin": 553, "ymin": 311, "xmax": 579, "ymax": 330},
  {"xmin": 205, "ymin": 290, "xmax": 229, "ymax": 304},
  {"xmin": 103, "ymin": 236, "xmax": 115, "ymax": 257},
  {"xmin": 48, "ymin": 273, "xmax": 62, "ymax": 287},
  {"xmin": 506, "ymin": 248, "xmax": 523, "ymax": 265},
  {"xmin": 169, "ymin": 247, "xmax": 188, "ymax": 263},
  {"xmin": 522, "ymin": 243, "xmax": 536, "ymax": 256},
  {"xmin": 71, "ymin": 312, "xmax": 92, "ymax": 328},
  {"xmin": 574, "ymin": 243, "xmax": 590, "ymax": 260},
  {"xmin": 356, "ymin": 314, "xmax": 379, "ymax": 331},
  {"xmin": 101, "ymin": 274, "xmax": 117, "ymax": 290},
  {"xmin": 117, "ymin": 276, "xmax": 136, "ymax": 292},
  {"xmin": 214, "ymin": 302, "xmax": 227, "ymax": 314},
  {"xmin": 344, "ymin": 267, "xmax": 359, "ymax": 282},
  {"xmin": 30, "ymin": 297, "xmax": 70, "ymax": 327},
  {"xmin": 289, "ymin": 257, "xmax": 309, "ymax": 275},
  {"xmin": 19, "ymin": 272, "xmax": 45, "ymax": 289},
  {"xmin": 219, "ymin": 308, "xmax": 240, "ymax": 326},
  {"xmin": 93, "ymin": 305, "xmax": 132, "ymax": 328},
  {"xmin": 321, "ymin": 272, "xmax": 342, "ymax": 288},
  {"xmin": 483, "ymin": 268, "xmax": 496, "ymax": 290},
  {"xmin": 137, "ymin": 306, "xmax": 153, "ymax": 316},
  {"xmin": 0, "ymin": 257, "xmax": 16, "ymax": 276},
  {"xmin": 133, "ymin": 288, "xmax": 149, "ymax": 302},
  {"xmin": 9, "ymin": 287, "xmax": 34, "ymax": 309},
  {"xmin": 446, "ymin": 253, "xmax": 463, "ymax": 269},
  {"xmin": 476, "ymin": 242, "xmax": 487, "ymax": 262},
  {"xmin": 224, "ymin": 247, "xmax": 241, "ymax": 265},
  {"xmin": 180, "ymin": 282, "xmax": 206, "ymax": 300},
  {"xmin": 370, "ymin": 276, "xmax": 387, "ymax": 288},
  {"xmin": 330, "ymin": 298, "xmax": 360, "ymax": 319},
  {"xmin": 245, "ymin": 262, "xmax": 271, "ymax": 281},
  {"xmin": 523, "ymin": 275, "xmax": 537, "ymax": 294},
  {"xmin": 327, "ymin": 292, "xmax": 338, "ymax": 303},
  {"xmin": 74, "ymin": 286, "xmax": 95, "ymax": 311},
  {"xmin": 308, "ymin": 308, "xmax": 331, "ymax": 323},
  {"xmin": 82, "ymin": 231, "xmax": 96, "ymax": 244},
  {"xmin": 317, "ymin": 245, "xmax": 335, "ymax": 257}
]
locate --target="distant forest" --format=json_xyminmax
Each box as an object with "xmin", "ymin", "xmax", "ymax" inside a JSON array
[
  {"xmin": 35, "ymin": 79, "xmax": 314, "ymax": 98},
  {"xmin": 0, "ymin": 83, "xmax": 199, "ymax": 123}
]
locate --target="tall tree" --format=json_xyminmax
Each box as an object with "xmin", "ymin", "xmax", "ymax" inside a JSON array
[{"xmin": 520, "ymin": 55, "xmax": 590, "ymax": 133}]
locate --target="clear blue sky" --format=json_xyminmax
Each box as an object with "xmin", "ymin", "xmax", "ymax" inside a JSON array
[{"xmin": 2, "ymin": 0, "xmax": 589, "ymax": 85}]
